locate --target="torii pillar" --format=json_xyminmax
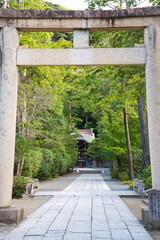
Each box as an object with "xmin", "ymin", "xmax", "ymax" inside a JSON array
[
  {"xmin": 0, "ymin": 27, "xmax": 24, "ymax": 223},
  {"xmin": 145, "ymin": 23, "xmax": 160, "ymax": 229}
]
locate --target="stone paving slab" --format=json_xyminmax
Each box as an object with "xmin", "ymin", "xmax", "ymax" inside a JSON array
[
  {"xmin": 34, "ymin": 191, "xmax": 138, "ymax": 197},
  {"xmin": 3, "ymin": 174, "xmax": 152, "ymax": 240}
]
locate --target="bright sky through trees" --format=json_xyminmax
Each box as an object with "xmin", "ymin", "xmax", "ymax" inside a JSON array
[
  {"xmin": 48, "ymin": 0, "xmax": 88, "ymax": 10},
  {"xmin": 47, "ymin": 0, "xmax": 150, "ymax": 9}
]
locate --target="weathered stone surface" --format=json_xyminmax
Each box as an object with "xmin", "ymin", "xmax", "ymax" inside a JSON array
[
  {"xmin": 148, "ymin": 189, "xmax": 160, "ymax": 229},
  {"xmin": 17, "ymin": 48, "xmax": 146, "ymax": 66},
  {"xmin": 137, "ymin": 180, "xmax": 144, "ymax": 195},
  {"xmin": 73, "ymin": 30, "xmax": 89, "ymax": 49},
  {"xmin": 145, "ymin": 23, "xmax": 160, "ymax": 190},
  {"xmin": 26, "ymin": 180, "xmax": 33, "ymax": 196},
  {"xmin": 142, "ymin": 206, "xmax": 149, "ymax": 227},
  {"xmin": 0, "ymin": 7, "xmax": 158, "ymax": 32},
  {"xmin": 133, "ymin": 179, "xmax": 138, "ymax": 192},
  {"xmin": 0, "ymin": 207, "xmax": 24, "ymax": 224},
  {"xmin": 0, "ymin": 17, "xmax": 158, "ymax": 32},
  {"xmin": 4, "ymin": 174, "xmax": 152, "ymax": 240},
  {"xmin": 0, "ymin": 7, "xmax": 160, "ymax": 19},
  {"xmin": 110, "ymin": 229, "xmax": 132, "ymax": 240},
  {"xmin": 131, "ymin": 233, "xmax": 152, "ymax": 240},
  {"xmin": 0, "ymin": 27, "xmax": 19, "ymax": 208}
]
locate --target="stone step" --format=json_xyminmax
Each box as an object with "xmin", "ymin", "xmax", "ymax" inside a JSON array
[{"xmin": 78, "ymin": 170, "xmax": 103, "ymax": 174}]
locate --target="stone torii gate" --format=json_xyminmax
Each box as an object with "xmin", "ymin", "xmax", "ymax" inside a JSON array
[{"xmin": 0, "ymin": 6, "xmax": 160, "ymax": 227}]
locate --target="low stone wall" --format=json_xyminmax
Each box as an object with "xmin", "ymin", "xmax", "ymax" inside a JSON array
[{"xmin": 25, "ymin": 179, "xmax": 39, "ymax": 197}]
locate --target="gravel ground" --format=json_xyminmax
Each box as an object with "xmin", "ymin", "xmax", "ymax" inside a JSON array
[
  {"xmin": 39, "ymin": 173, "xmax": 80, "ymax": 191},
  {"xmin": 102, "ymin": 175, "xmax": 130, "ymax": 191},
  {"xmin": 102, "ymin": 172, "xmax": 160, "ymax": 240},
  {"xmin": 122, "ymin": 198, "xmax": 160, "ymax": 240}
]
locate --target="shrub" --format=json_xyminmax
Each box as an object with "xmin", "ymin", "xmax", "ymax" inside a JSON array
[
  {"xmin": 121, "ymin": 180, "xmax": 132, "ymax": 185},
  {"xmin": 37, "ymin": 161, "xmax": 52, "ymax": 180},
  {"xmin": 59, "ymin": 154, "xmax": 69, "ymax": 175},
  {"xmin": 46, "ymin": 177, "xmax": 53, "ymax": 180},
  {"xmin": 145, "ymin": 176, "xmax": 152, "ymax": 189},
  {"xmin": 121, "ymin": 180, "xmax": 133, "ymax": 189},
  {"xmin": 14, "ymin": 134, "xmax": 32, "ymax": 176},
  {"xmin": 129, "ymin": 182, "xmax": 133, "ymax": 190},
  {"xmin": 136, "ymin": 165, "xmax": 152, "ymax": 189},
  {"xmin": 22, "ymin": 149, "xmax": 42, "ymax": 178},
  {"xmin": 12, "ymin": 176, "xmax": 29, "ymax": 199},
  {"xmin": 51, "ymin": 156, "xmax": 59, "ymax": 177},
  {"xmin": 111, "ymin": 169, "xmax": 120, "ymax": 179},
  {"xmin": 37, "ymin": 149, "xmax": 53, "ymax": 180},
  {"xmin": 118, "ymin": 172, "xmax": 129, "ymax": 181}
]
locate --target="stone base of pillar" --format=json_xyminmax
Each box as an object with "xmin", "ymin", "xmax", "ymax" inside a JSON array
[
  {"xmin": 142, "ymin": 206, "xmax": 149, "ymax": 227},
  {"xmin": 0, "ymin": 207, "xmax": 24, "ymax": 224},
  {"xmin": 147, "ymin": 189, "xmax": 160, "ymax": 230}
]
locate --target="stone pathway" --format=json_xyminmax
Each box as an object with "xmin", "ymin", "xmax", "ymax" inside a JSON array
[{"xmin": 4, "ymin": 174, "xmax": 152, "ymax": 240}]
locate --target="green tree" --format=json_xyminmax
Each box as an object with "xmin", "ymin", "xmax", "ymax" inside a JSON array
[{"xmin": 85, "ymin": 0, "xmax": 145, "ymax": 9}]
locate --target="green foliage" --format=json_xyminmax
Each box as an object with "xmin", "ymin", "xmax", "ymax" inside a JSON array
[
  {"xmin": 121, "ymin": 180, "xmax": 133, "ymax": 190},
  {"xmin": 14, "ymin": 135, "xmax": 32, "ymax": 173},
  {"xmin": 85, "ymin": 0, "xmax": 145, "ymax": 10},
  {"xmin": 9, "ymin": 0, "xmax": 46, "ymax": 10},
  {"xmin": 44, "ymin": 1, "xmax": 67, "ymax": 10},
  {"xmin": 111, "ymin": 168, "xmax": 130, "ymax": 182},
  {"xmin": 0, "ymin": 0, "xmax": 3, "ymax": 7},
  {"xmin": 22, "ymin": 150, "xmax": 42, "ymax": 178},
  {"xmin": 110, "ymin": 169, "xmax": 120, "ymax": 179},
  {"xmin": 64, "ymin": 135, "xmax": 78, "ymax": 168},
  {"xmin": 136, "ymin": 166, "xmax": 152, "ymax": 189},
  {"xmin": 118, "ymin": 172, "xmax": 130, "ymax": 181},
  {"xmin": 37, "ymin": 149, "xmax": 53, "ymax": 180},
  {"xmin": 129, "ymin": 182, "xmax": 133, "ymax": 189},
  {"xmin": 145, "ymin": 176, "xmax": 152, "ymax": 189},
  {"xmin": 10, "ymin": 0, "xmax": 151, "ymax": 185},
  {"xmin": 59, "ymin": 153, "xmax": 71, "ymax": 174},
  {"xmin": 87, "ymin": 138, "xmax": 108, "ymax": 162},
  {"xmin": 149, "ymin": 0, "xmax": 160, "ymax": 6},
  {"xmin": 38, "ymin": 163, "xmax": 51, "ymax": 180},
  {"xmin": 121, "ymin": 180, "xmax": 132, "ymax": 185},
  {"xmin": 13, "ymin": 0, "xmax": 77, "ymax": 180},
  {"xmin": 12, "ymin": 176, "xmax": 29, "ymax": 199}
]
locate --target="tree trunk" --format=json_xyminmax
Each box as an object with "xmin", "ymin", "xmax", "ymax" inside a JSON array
[
  {"xmin": 17, "ymin": 157, "xmax": 25, "ymax": 177},
  {"xmin": 26, "ymin": 120, "xmax": 30, "ymax": 137},
  {"xmin": 22, "ymin": 93, "xmax": 27, "ymax": 137},
  {"xmin": 68, "ymin": 102, "xmax": 71, "ymax": 132},
  {"xmin": 19, "ymin": 157, "xmax": 25, "ymax": 176},
  {"xmin": 112, "ymin": 161, "xmax": 116, "ymax": 171},
  {"xmin": 137, "ymin": 96, "xmax": 150, "ymax": 166},
  {"xmin": 116, "ymin": 156, "xmax": 121, "ymax": 168},
  {"xmin": 17, "ymin": 108, "xmax": 21, "ymax": 135},
  {"xmin": 123, "ymin": 107, "xmax": 134, "ymax": 180},
  {"xmin": 3, "ymin": 0, "xmax": 8, "ymax": 8},
  {"xmin": 86, "ymin": 114, "xmax": 88, "ymax": 125},
  {"xmin": 108, "ymin": 113, "xmax": 122, "ymax": 169},
  {"xmin": 17, "ymin": 160, "xmax": 21, "ymax": 177}
]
